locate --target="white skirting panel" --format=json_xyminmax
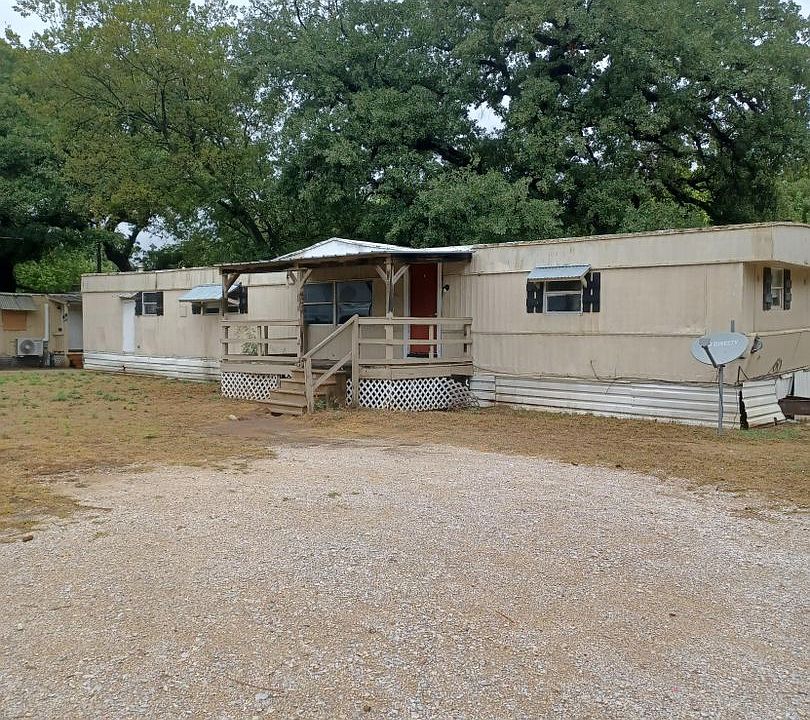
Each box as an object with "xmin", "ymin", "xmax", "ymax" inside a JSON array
[
  {"xmin": 347, "ymin": 377, "xmax": 474, "ymax": 411},
  {"xmin": 221, "ymin": 372, "xmax": 281, "ymax": 401},
  {"xmin": 83, "ymin": 352, "xmax": 219, "ymax": 382},
  {"xmin": 740, "ymin": 379, "xmax": 786, "ymax": 428},
  {"xmin": 471, "ymin": 374, "xmax": 741, "ymax": 427}
]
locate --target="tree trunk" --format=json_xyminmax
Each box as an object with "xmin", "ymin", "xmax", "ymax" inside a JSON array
[
  {"xmin": 101, "ymin": 225, "xmax": 142, "ymax": 271},
  {"xmin": 0, "ymin": 259, "xmax": 16, "ymax": 292}
]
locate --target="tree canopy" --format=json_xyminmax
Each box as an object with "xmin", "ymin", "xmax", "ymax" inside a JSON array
[{"xmin": 2, "ymin": 0, "xmax": 808, "ymax": 288}]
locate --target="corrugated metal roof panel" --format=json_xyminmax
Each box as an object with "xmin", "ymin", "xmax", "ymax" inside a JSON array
[
  {"xmin": 527, "ymin": 264, "xmax": 591, "ymax": 281},
  {"xmin": 0, "ymin": 294, "xmax": 37, "ymax": 311},
  {"xmin": 741, "ymin": 379, "xmax": 786, "ymax": 427}
]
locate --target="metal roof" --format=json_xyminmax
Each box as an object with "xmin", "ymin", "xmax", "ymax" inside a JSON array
[
  {"xmin": 273, "ymin": 237, "xmax": 472, "ymax": 262},
  {"xmin": 48, "ymin": 292, "xmax": 82, "ymax": 304},
  {"xmin": 527, "ymin": 264, "xmax": 591, "ymax": 282},
  {"xmin": 0, "ymin": 294, "xmax": 37, "ymax": 311},
  {"xmin": 177, "ymin": 283, "xmax": 241, "ymax": 302},
  {"xmin": 218, "ymin": 237, "xmax": 473, "ymax": 274}
]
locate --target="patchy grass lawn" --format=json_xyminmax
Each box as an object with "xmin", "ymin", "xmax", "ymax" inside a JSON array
[
  {"xmin": 0, "ymin": 370, "xmax": 270, "ymax": 536},
  {"xmin": 302, "ymin": 407, "xmax": 810, "ymax": 509},
  {"xmin": 3, "ymin": 370, "xmax": 808, "ymax": 537}
]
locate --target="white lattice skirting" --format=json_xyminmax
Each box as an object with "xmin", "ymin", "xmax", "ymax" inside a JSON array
[
  {"xmin": 346, "ymin": 377, "xmax": 475, "ymax": 411},
  {"xmin": 221, "ymin": 372, "xmax": 280, "ymax": 401}
]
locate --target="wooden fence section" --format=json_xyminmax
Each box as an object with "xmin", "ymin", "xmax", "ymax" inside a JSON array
[{"xmin": 221, "ymin": 318, "xmax": 300, "ymax": 375}]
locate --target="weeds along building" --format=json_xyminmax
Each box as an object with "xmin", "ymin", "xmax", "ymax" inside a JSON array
[{"xmin": 80, "ymin": 222, "xmax": 810, "ymax": 426}]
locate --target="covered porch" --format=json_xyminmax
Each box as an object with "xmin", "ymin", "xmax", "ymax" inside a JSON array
[{"xmin": 217, "ymin": 238, "xmax": 474, "ymax": 412}]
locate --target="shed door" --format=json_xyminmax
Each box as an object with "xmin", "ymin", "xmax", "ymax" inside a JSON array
[
  {"xmin": 122, "ymin": 300, "xmax": 135, "ymax": 353},
  {"xmin": 408, "ymin": 263, "xmax": 438, "ymax": 356}
]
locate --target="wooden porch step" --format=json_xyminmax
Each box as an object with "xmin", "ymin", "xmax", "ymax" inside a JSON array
[
  {"xmin": 261, "ymin": 369, "xmax": 348, "ymax": 416},
  {"xmin": 262, "ymin": 390, "xmax": 307, "ymax": 407},
  {"xmin": 263, "ymin": 401, "xmax": 306, "ymax": 417}
]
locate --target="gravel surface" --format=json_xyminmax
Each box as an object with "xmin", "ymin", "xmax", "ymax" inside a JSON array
[{"xmin": 1, "ymin": 440, "xmax": 808, "ymax": 719}]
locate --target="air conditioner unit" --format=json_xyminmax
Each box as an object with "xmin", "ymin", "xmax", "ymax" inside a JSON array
[{"xmin": 16, "ymin": 338, "xmax": 44, "ymax": 357}]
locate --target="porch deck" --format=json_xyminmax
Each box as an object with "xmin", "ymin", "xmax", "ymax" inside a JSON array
[{"xmin": 221, "ymin": 315, "xmax": 473, "ymax": 411}]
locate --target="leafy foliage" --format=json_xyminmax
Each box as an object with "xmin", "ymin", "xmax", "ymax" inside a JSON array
[{"xmin": 3, "ymin": 0, "xmax": 809, "ymax": 280}]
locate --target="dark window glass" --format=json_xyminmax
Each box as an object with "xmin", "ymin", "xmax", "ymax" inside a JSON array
[
  {"xmin": 546, "ymin": 292, "xmax": 582, "ymax": 312},
  {"xmin": 337, "ymin": 281, "xmax": 372, "ymax": 322},
  {"xmin": 304, "ymin": 283, "xmax": 334, "ymax": 304},
  {"xmin": 547, "ymin": 280, "xmax": 582, "ymax": 292},
  {"xmin": 303, "ymin": 303, "xmax": 334, "ymax": 324}
]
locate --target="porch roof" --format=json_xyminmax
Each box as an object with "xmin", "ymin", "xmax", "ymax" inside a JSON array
[{"xmin": 218, "ymin": 237, "xmax": 473, "ymax": 275}]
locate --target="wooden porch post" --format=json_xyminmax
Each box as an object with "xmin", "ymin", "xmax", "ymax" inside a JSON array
[
  {"xmin": 293, "ymin": 268, "xmax": 312, "ymax": 363},
  {"xmin": 384, "ymin": 257, "xmax": 394, "ymax": 360}
]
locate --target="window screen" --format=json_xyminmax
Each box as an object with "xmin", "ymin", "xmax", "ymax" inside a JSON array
[
  {"xmin": 303, "ymin": 282, "xmax": 334, "ymax": 324},
  {"xmin": 337, "ymin": 281, "xmax": 373, "ymax": 323},
  {"xmin": 544, "ymin": 280, "xmax": 582, "ymax": 313}
]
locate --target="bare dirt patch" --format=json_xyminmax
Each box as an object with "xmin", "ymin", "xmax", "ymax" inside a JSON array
[
  {"xmin": 0, "ymin": 370, "xmax": 273, "ymax": 536},
  {"xmin": 297, "ymin": 407, "xmax": 810, "ymax": 508}
]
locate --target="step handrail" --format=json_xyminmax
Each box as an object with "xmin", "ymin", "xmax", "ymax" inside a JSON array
[{"xmin": 302, "ymin": 315, "xmax": 359, "ymax": 412}]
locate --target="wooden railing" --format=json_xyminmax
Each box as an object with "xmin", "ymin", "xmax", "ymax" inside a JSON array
[
  {"xmin": 221, "ymin": 319, "xmax": 300, "ymax": 372},
  {"xmin": 355, "ymin": 316, "xmax": 473, "ymax": 364},
  {"xmin": 302, "ymin": 315, "xmax": 359, "ymax": 412}
]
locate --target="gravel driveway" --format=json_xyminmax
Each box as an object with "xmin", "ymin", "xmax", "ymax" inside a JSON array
[{"xmin": 1, "ymin": 440, "xmax": 807, "ymax": 719}]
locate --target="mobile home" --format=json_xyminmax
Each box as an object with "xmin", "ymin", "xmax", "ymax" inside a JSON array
[{"xmin": 81, "ymin": 222, "xmax": 810, "ymax": 426}]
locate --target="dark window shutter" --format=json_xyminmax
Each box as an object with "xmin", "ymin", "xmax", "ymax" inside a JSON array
[
  {"xmin": 238, "ymin": 286, "xmax": 248, "ymax": 314},
  {"xmin": 526, "ymin": 282, "xmax": 544, "ymax": 313},
  {"xmin": 784, "ymin": 269, "xmax": 792, "ymax": 310},
  {"xmin": 763, "ymin": 267, "xmax": 772, "ymax": 310},
  {"xmin": 155, "ymin": 291, "xmax": 164, "ymax": 316},
  {"xmin": 191, "ymin": 302, "xmax": 202, "ymax": 315},
  {"xmin": 134, "ymin": 292, "xmax": 143, "ymax": 316},
  {"xmin": 583, "ymin": 272, "xmax": 601, "ymax": 313}
]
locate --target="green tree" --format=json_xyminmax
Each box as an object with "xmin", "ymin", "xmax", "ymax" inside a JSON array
[
  {"xmin": 20, "ymin": 0, "xmax": 289, "ymax": 264},
  {"xmin": 247, "ymin": 0, "xmax": 810, "ymax": 243},
  {"xmin": 0, "ymin": 40, "xmax": 91, "ymax": 291}
]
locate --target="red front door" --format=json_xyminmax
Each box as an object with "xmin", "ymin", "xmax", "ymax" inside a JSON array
[{"xmin": 409, "ymin": 263, "xmax": 438, "ymax": 356}]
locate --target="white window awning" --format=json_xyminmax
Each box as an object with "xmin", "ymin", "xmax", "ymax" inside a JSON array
[
  {"xmin": 527, "ymin": 264, "xmax": 591, "ymax": 282},
  {"xmin": 178, "ymin": 283, "xmax": 240, "ymax": 302}
]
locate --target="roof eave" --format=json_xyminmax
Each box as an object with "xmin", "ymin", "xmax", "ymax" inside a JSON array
[{"xmin": 217, "ymin": 250, "xmax": 473, "ymax": 275}]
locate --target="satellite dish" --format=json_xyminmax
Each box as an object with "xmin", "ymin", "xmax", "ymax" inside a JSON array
[{"xmin": 690, "ymin": 332, "xmax": 749, "ymax": 366}]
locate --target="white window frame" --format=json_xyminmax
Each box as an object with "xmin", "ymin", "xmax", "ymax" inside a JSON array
[
  {"xmin": 770, "ymin": 268, "xmax": 784, "ymax": 309},
  {"xmin": 543, "ymin": 279, "xmax": 584, "ymax": 314},
  {"xmin": 141, "ymin": 291, "xmax": 161, "ymax": 316}
]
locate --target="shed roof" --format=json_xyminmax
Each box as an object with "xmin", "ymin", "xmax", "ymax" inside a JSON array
[
  {"xmin": 48, "ymin": 292, "xmax": 82, "ymax": 304},
  {"xmin": 0, "ymin": 294, "xmax": 37, "ymax": 311}
]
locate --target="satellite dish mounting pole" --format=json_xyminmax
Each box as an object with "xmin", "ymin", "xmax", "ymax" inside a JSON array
[
  {"xmin": 698, "ymin": 338, "xmax": 724, "ymax": 435},
  {"xmin": 717, "ymin": 364, "xmax": 724, "ymax": 435}
]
